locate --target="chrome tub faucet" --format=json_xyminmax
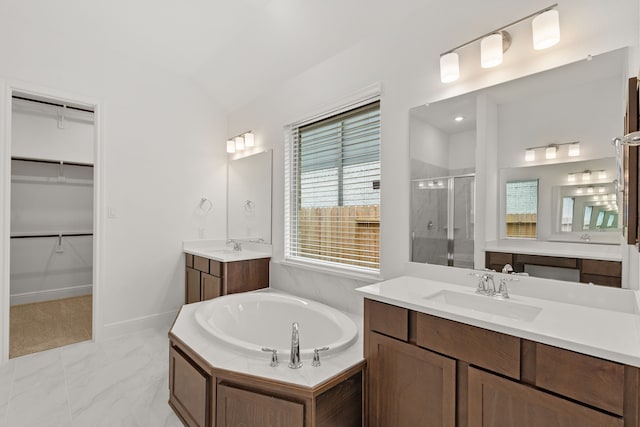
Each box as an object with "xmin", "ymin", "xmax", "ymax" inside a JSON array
[{"xmin": 289, "ymin": 322, "xmax": 302, "ymax": 369}]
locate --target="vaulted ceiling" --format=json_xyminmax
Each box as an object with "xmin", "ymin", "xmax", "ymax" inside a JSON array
[{"xmin": 1, "ymin": 0, "xmax": 638, "ymax": 112}]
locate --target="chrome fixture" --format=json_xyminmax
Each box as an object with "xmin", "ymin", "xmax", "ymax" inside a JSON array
[
  {"xmin": 289, "ymin": 322, "xmax": 302, "ymax": 369},
  {"xmin": 226, "ymin": 131, "xmax": 255, "ymax": 153},
  {"xmin": 226, "ymin": 239, "xmax": 242, "ymax": 251},
  {"xmin": 524, "ymin": 141, "xmax": 580, "ymax": 162},
  {"xmin": 501, "ymin": 264, "xmax": 514, "ymax": 274},
  {"xmin": 261, "ymin": 348, "xmax": 279, "ymax": 367},
  {"xmin": 495, "ymin": 278, "xmax": 511, "ymax": 300},
  {"xmin": 475, "ymin": 273, "xmax": 496, "ymax": 296},
  {"xmin": 440, "ymin": 4, "xmax": 559, "ymax": 83},
  {"xmin": 312, "ymin": 346, "xmax": 329, "ymax": 367}
]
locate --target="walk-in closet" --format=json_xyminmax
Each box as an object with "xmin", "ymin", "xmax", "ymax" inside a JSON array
[{"xmin": 9, "ymin": 96, "xmax": 95, "ymax": 358}]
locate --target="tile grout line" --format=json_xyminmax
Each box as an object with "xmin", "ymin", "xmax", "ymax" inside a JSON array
[
  {"xmin": 61, "ymin": 350, "xmax": 74, "ymax": 426},
  {"xmin": 3, "ymin": 362, "xmax": 16, "ymax": 427}
]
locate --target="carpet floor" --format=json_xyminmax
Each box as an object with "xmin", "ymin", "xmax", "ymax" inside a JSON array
[{"xmin": 9, "ymin": 295, "xmax": 92, "ymax": 358}]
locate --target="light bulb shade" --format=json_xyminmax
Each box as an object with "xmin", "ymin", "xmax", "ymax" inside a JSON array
[
  {"xmin": 545, "ymin": 146, "xmax": 557, "ymax": 159},
  {"xmin": 244, "ymin": 132, "xmax": 255, "ymax": 147},
  {"xmin": 582, "ymin": 171, "xmax": 591, "ymax": 181},
  {"xmin": 481, "ymin": 33, "xmax": 503, "ymax": 68},
  {"xmin": 226, "ymin": 139, "xmax": 236, "ymax": 153},
  {"xmin": 568, "ymin": 142, "xmax": 580, "ymax": 157},
  {"xmin": 587, "ymin": 187, "xmax": 594, "ymax": 194},
  {"xmin": 532, "ymin": 9, "xmax": 560, "ymax": 50},
  {"xmin": 525, "ymin": 149, "xmax": 536, "ymax": 162},
  {"xmin": 576, "ymin": 188, "xmax": 583, "ymax": 194},
  {"xmin": 598, "ymin": 171, "xmax": 607, "ymax": 179},
  {"xmin": 440, "ymin": 52, "xmax": 460, "ymax": 83},
  {"xmin": 567, "ymin": 173, "xmax": 576, "ymax": 183},
  {"xmin": 598, "ymin": 187, "xmax": 605, "ymax": 193},
  {"xmin": 235, "ymin": 136, "xmax": 245, "ymax": 151}
]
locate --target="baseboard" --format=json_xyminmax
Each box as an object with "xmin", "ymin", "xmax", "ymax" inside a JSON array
[
  {"xmin": 102, "ymin": 310, "xmax": 178, "ymax": 340},
  {"xmin": 10, "ymin": 284, "xmax": 92, "ymax": 306}
]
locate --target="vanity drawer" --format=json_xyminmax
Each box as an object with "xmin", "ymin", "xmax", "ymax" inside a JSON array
[
  {"xmin": 186, "ymin": 253, "xmax": 194, "ymax": 269},
  {"xmin": 533, "ymin": 343, "xmax": 624, "ymax": 416},
  {"xmin": 486, "ymin": 251, "xmax": 512, "ymax": 266},
  {"xmin": 581, "ymin": 259, "xmax": 622, "ymax": 277},
  {"xmin": 209, "ymin": 260, "xmax": 222, "ymax": 277},
  {"xmin": 416, "ymin": 313, "xmax": 520, "ymax": 379},
  {"xmin": 365, "ymin": 299, "xmax": 408, "ymax": 342},
  {"xmin": 193, "ymin": 256, "xmax": 210, "ymax": 273}
]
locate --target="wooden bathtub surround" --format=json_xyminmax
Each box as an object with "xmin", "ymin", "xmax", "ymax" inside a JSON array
[
  {"xmin": 185, "ymin": 253, "xmax": 270, "ymax": 304},
  {"xmin": 364, "ymin": 298, "xmax": 640, "ymax": 427},
  {"xmin": 169, "ymin": 331, "xmax": 364, "ymax": 427}
]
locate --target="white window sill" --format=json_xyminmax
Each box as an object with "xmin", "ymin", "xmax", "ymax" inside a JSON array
[{"xmin": 276, "ymin": 258, "xmax": 383, "ymax": 283}]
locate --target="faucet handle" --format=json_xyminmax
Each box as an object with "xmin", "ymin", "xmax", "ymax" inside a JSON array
[
  {"xmin": 261, "ymin": 348, "xmax": 279, "ymax": 367},
  {"xmin": 312, "ymin": 347, "xmax": 330, "ymax": 367},
  {"xmin": 496, "ymin": 278, "xmax": 510, "ymax": 299}
]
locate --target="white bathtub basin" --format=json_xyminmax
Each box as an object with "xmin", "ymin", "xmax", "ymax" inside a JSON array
[{"xmin": 194, "ymin": 292, "xmax": 358, "ymax": 357}]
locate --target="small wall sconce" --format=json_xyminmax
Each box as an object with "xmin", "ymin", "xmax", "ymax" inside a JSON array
[
  {"xmin": 226, "ymin": 131, "xmax": 255, "ymax": 154},
  {"xmin": 525, "ymin": 141, "xmax": 579, "ymax": 162},
  {"xmin": 440, "ymin": 4, "xmax": 559, "ymax": 83}
]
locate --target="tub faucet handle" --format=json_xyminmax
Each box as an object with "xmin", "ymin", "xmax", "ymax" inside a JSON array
[
  {"xmin": 312, "ymin": 347, "xmax": 330, "ymax": 367},
  {"xmin": 261, "ymin": 347, "xmax": 279, "ymax": 367}
]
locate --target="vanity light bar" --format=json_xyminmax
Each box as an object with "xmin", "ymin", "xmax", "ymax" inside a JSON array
[
  {"xmin": 566, "ymin": 169, "xmax": 607, "ymax": 183},
  {"xmin": 525, "ymin": 141, "xmax": 579, "ymax": 162},
  {"xmin": 226, "ymin": 131, "xmax": 255, "ymax": 153},
  {"xmin": 440, "ymin": 4, "xmax": 559, "ymax": 83}
]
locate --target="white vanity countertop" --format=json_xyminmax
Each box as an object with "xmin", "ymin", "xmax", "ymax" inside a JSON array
[
  {"xmin": 171, "ymin": 298, "xmax": 364, "ymax": 388},
  {"xmin": 484, "ymin": 240, "xmax": 622, "ymax": 261},
  {"xmin": 183, "ymin": 239, "xmax": 271, "ymax": 262},
  {"xmin": 355, "ymin": 276, "xmax": 640, "ymax": 367}
]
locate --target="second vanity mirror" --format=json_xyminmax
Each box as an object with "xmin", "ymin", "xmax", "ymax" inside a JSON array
[
  {"xmin": 410, "ymin": 47, "xmax": 631, "ymax": 285},
  {"xmin": 227, "ymin": 150, "xmax": 273, "ymax": 243}
]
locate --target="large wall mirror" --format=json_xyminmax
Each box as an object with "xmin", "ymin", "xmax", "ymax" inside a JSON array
[
  {"xmin": 227, "ymin": 150, "xmax": 272, "ymax": 243},
  {"xmin": 410, "ymin": 47, "xmax": 633, "ymax": 286}
]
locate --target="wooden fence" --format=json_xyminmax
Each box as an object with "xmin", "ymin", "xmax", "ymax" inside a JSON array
[
  {"xmin": 298, "ymin": 205, "xmax": 380, "ymax": 269},
  {"xmin": 506, "ymin": 213, "xmax": 537, "ymax": 238}
]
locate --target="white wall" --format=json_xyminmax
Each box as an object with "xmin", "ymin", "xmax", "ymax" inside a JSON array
[
  {"xmin": 0, "ymin": 35, "xmax": 228, "ymax": 345},
  {"xmin": 227, "ymin": 1, "xmax": 639, "ymax": 312},
  {"xmin": 410, "ymin": 118, "xmax": 449, "ymax": 170},
  {"xmin": 448, "ymin": 130, "xmax": 476, "ymax": 172}
]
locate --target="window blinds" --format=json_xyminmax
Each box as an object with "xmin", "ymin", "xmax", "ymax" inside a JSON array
[{"xmin": 285, "ymin": 101, "xmax": 381, "ymax": 271}]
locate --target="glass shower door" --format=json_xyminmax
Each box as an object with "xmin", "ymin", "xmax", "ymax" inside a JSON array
[{"xmin": 411, "ymin": 175, "xmax": 475, "ymax": 268}]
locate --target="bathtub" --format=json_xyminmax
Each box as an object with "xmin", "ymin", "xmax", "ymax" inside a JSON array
[{"xmin": 194, "ymin": 291, "xmax": 358, "ymax": 357}]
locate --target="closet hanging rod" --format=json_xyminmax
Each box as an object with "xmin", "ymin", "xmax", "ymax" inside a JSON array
[
  {"xmin": 10, "ymin": 232, "xmax": 93, "ymax": 239},
  {"xmin": 12, "ymin": 95, "xmax": 94, "ymax": 114},
  {"xmin": 11, "ymin": 156, "xmax": 94, "ymax": 168}
]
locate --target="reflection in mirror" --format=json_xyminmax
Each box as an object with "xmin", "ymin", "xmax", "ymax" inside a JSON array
[
  {"xmin": 227, "ymin": 150, "xmax": 272, "ymax": 243},
  {"xmin": 410, "ymin": 103, "xmax": 475, "ymax": 268},
  {"xmin": 505, "ymin": 180, "xmax": 538, "ymax": 238},
  {"xmin": 410, "ymin": 47, "xmax": 633, "ymax": 286}
]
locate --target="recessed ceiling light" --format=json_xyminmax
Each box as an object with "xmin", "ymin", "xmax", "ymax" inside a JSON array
[{"xmin": 454, "ymin": 116, "xmax": 464, "ymax": 122}]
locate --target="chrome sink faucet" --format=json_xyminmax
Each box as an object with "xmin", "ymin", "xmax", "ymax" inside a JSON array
[
  {"xmin": 289, "ymin": 322, "xmax": 302, "ymax": 369},
  {"xmin": 226, "ymin": 239, "xmax": 242, "ymax": 251},
  {"xmin": 476, "ymin": 273, "xmax": 496, "ymax": 296}
]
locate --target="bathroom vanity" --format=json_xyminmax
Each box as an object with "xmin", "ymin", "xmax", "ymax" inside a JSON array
[
  {"xmin": 357, "ymin": 276, "xmax": 640, "ymax": 427},
  {"xmin": 184, "ymin": 248, "xmax": 270, "ymax": 304}
]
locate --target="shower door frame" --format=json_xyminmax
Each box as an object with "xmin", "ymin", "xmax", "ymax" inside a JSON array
[{"xmin": 0, "ymin": 81, "xmax": 104, "ymax": 362}]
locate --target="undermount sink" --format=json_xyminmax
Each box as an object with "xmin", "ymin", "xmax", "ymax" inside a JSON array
[{"xmin": 425, "ymin": 290, "xmax": 542, "ymax": 322}]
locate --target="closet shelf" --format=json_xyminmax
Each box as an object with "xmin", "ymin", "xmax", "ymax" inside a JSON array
[
  {"xmin": 11, "ymin": 231, "xmax": 93, "ymax": 239},
  {"xmin": 11, "ymin": 175, "xmax": 93, "ymax": 186}
]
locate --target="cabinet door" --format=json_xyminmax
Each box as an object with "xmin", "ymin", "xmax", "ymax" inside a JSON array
[
  {"xmin": 186, "ymin": 267, "xmax": 201, "ymax": 304},
  {"xmin": 468, "ymin": 367, "xmax": 622, "ymax": 427},
  {"xmin": 169, "ymin": 346, "xmax": 209, "ymax": 427},
  {"xmin": 369, "ymin": 332, "xmax": 456, "ymax": 427},
  {"xmin": 216, "ymin": 383, "xmax": 304, "ymax": 427},
  {"xmin": 201, "ymin": 273, "xmax": 221, "ymax": 301}
]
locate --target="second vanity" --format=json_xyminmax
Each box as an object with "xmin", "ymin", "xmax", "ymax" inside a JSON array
[
  {"xmin": 183, "ymin": 241, "xmax": 271, "ymax": 304},
  {"xmin": 356, "ymin": 275, "xmax": 640, "ymax": 427}
]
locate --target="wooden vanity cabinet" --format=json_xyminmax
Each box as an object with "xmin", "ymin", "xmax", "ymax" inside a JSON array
[
  {"xmin": 184, "ymin": 254, "xmax": 269, "ymax": 304},
  {"xmin": 485, "ymin": 251, "xmax": 622, "ymax": 287},
  {"xmin": 364, "ymin": 298, "xmax": 640, "ymax": 427},
  {"xmin": 169, "ymin": 345, "xmax": 210, "ymax": 427}
]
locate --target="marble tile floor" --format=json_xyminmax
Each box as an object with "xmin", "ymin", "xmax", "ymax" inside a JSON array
[{"xmin": 0, "ymin": 326, "xmax": 183, "ymax": 427}]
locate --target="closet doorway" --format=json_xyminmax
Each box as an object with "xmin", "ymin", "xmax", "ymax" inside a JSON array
[{"xmin": 8, "ymin": 93, "xmax": 96, "ymax": 358}]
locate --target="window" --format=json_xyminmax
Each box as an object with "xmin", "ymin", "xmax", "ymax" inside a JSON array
[
  {"xmin": 285, "ymin": 101, "xmax": 381, "ymax": 272},
  {"xmin": 505, "ymin": 180, "xmax": 538, "ymax": 238},
  {"xmin": 560, "ymin": 197, "xmax": 574, "ymax": 232}
]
